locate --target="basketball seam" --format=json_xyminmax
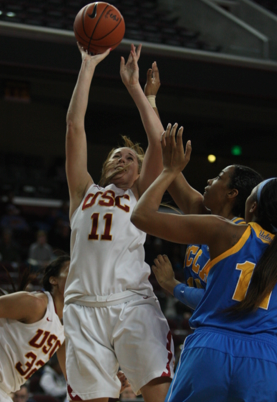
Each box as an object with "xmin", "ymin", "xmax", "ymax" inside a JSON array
[
  {"xmin": 91, "ymin": 17, "xmax": 124, "ymax": 41},
  {"xmin": 81, "ymin": 5, "xmax": 91, "ymax": 40},
  {"xmin": 88, "ymin": 5, "xmax": 109, "ymax": 50}
]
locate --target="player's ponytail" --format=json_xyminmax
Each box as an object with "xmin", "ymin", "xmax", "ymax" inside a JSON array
[{"xmin": 227, "ymin": 178, "xmax": 277, "ymax": 314}]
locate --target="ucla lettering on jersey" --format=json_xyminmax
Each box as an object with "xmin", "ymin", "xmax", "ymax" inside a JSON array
[{"xmin": 184, "ymin": 217, "xmax": 246, "ymax": 289}]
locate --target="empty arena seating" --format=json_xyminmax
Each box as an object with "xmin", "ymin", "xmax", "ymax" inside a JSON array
[{"xmin": 0, "ymin": 0, "xmax": 221, "ymax": 52}]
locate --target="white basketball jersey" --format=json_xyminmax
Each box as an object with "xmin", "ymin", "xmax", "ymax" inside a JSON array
[
  {"xmin": 65, "ymin": 183, "xmax": 154, "ymax": 304},
  {"xmin": 0, "ymin": 291, "xmax": 64, "ymax": 395}
]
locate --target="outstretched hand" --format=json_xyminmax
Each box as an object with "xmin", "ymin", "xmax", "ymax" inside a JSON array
[
  {"xmin": 120, "ymin": 44, "xmax": 142, "ymax": 88},
  {"xmin": 152, "ymin": 254, "xmax": 178, "ymax": 295},
  {"xmin": 161, "ymin": 123, "xmax": 192, "ymax": 174},
  {"xmin": 144, "ymin": 61, "xmax": 161, "ymax": 96},
  {"xmin": 77, "ymin": 42, "xmax": 110, "ymax": 67}
]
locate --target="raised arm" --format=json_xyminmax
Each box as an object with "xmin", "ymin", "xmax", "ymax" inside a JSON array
[
  {"xmin": 167, "ymin": 152, "xmax": 206, "ymax": 215},
  {"xmin": 144, "ymin": 61, "xmax": 161, "ymax": 120},
  {"xmin": 143, "ymin": 62, "xmax": 206, "ymax": 215},
  {"xmin": 131, "ymin": 124, "xmax": 245, "ymax": 259},
  {"xmin": 66, "ymin": 45, "xmax": 110, "ymax": 219},
  {"xmin": 120, "ymin": 45, "xmax": 165, "ymax": 196}
]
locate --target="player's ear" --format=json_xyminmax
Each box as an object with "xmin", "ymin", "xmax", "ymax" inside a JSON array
[
  {"xmin": 249, "ymin": 200, "xmax": 258, "ymax": 214},
  {"xmin": 49, "ymin": 276, "xmax": 57, "ymax": 286},
  {"xmin": 227, "ymin": 188, "xmax": 239, "ymax": 199}
]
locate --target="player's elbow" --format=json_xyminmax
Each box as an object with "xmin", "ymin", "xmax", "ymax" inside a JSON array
[{"xmin": 131, "ymin": 208, "xmax": 147, "ymax": 231}]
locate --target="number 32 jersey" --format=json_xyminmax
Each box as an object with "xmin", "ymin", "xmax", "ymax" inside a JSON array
[
  {"xmin": 0, "ymin": 291, "xmax": 64, "ymax": 395},
  {"xmin": 64, "ymin": 183, "xmax": 154, "ymax": 305}
]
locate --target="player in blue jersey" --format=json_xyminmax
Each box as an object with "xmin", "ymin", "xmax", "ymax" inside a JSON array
[
  {"xmin": 144, "ymin": 64, "xmax": 263, "ymax": 292},
  {"xmin": 131, "ymin": 123, "xmax": 277, "ymax": 401}
]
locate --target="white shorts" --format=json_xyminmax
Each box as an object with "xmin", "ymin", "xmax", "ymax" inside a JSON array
[
  {"xmin": 0, "ymin": 388, "xmax": 13, "ymax": 402},
  {"xmin": 64, "ymin": 295, "xmax": 174, "ymax": 400}
]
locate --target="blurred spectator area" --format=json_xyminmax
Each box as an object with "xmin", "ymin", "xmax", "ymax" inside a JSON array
[
  {"xmin": 0, "ymin": 0, "xmax": 221, "ymax": 52},
  {"xmin": 0, "ymin": 152, "xmax": 68, "ymax": 200},
  {"xmin": 1, "ymin": 0, "xmax": 277, "ymax": 61}
]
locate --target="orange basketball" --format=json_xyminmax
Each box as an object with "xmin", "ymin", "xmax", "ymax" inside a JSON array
[{"xmin": 73, "ymin": 2, "xmax": 125, "ymax": 54}]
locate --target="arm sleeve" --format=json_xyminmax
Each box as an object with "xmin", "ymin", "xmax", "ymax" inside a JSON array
[{"xmin": 173, "ymin": 283, "xmax": 205, "ymax": 310}]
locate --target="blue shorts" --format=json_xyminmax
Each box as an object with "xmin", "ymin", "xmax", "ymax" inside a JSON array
[{"xmin": 166, "ymin": 327, "xmax": 277, "ymax": 402}]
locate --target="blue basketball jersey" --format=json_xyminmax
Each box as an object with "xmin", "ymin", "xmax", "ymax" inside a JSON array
[
  {"xmin": 184, "ymin": 217, "xmax": 245, "ymax": 289},
  {"xmin": 189, "ymin": 222, "xmax": 276, "ymax": 335}
]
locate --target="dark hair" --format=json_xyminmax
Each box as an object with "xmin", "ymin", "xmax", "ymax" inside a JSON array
[
  {"xmin": 42, "ymin": 255, "xmax": 70, "ymax": 292},
  {"xmin": 0, "ymin": 264, "xmax": 35, "ymax": 293},
  {"xmin": 0, "ymin": 255, "xmax": 70, "ymax": 294},
  {"xmin": 228, "ymin": 165, "xmax": 263, "ymax": 218},
  {"xmin": 227, "ymin": 179, "xmax": 277, "ymax": 313}
]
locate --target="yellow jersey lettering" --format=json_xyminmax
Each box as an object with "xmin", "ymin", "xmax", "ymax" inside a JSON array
[
  {"xmin": 186, "ymin": 246, "xmax": 199, "ymax": 267},
  {"xmin": 191, "ymin": 249, "xmax": 203, "ymax": 274},
  {"xmin": 233, "ymin": 261, "xmax": 272, "ymax": 310}
]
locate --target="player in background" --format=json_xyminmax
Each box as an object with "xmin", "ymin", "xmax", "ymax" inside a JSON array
[
  {"xmin": 0, "ymin": 255, "xmax": 129, "ymax": 402},
  {"xmin": 131, "ymin": 124, "xmax": 277, "ymax": 401},
  {"xmin": 0, "ymin": 255, "xmax": 69, "ymax": 402},
  {"xmin": 64, "ymin": 44, "xmax": 174, "ymax": 402},
  {"xmin": 144, "ymin": 64, "xmax": 263, "ymax": 297}
]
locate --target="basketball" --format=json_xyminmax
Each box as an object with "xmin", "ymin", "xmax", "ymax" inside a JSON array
[{"xmin": 73, "ymin": 2, "xmax": 125, "ymax": 55}]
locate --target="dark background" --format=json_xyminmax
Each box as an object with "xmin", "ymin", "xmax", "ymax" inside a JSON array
[{"xmin": 0, "ymin": 23, "xmax": 277, "ymax": 195}]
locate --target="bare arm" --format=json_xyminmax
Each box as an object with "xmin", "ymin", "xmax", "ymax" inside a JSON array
[
  {"xmin": 167, "ymin": 159, "xmax": 206, "ymax": 215},
  {"xmin": 0, "ymin": 292, "xmax": 48, "ymax": 323},
  {"xmin": 131, "ymin": 124, "xmax": 246, "ymax": 258},
  {"xmin": 66, "ymin": 45, "xmax": 110, "ymax": 219},
  {"xmin": 144, "ymin": 61, "xmax": 161, "ymax": 120},
  {"xmin": 120, "ymin": 45, "xmax": 165, "ymax": 196},
  {"xmin": 144, "ymin": 62, "xmax": 206, "ymax": 214},
  {"xmin": 56, "ymin": 341, "xmax": 66, "ymax": 379}
]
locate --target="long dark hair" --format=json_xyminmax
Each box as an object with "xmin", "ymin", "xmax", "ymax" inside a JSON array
[
  {"xmin": 227, "ymin": 179, "xmax": 277, "ymax": 313},
  {"xmin": 42, "ymin": 255, "xmax": 70, "ymax": 292},
  {"xmin": 0, "ymin": 254, "xmax": 70, "ymax": 294},
  {"xmin": 228, "ymin": 165, "xmax": 263, "ymax": 218}
]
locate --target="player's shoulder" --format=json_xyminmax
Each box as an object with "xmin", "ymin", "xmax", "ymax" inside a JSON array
[{"xmin": 25, "ymin": 291, "xmax": 49, "ymax": 315}]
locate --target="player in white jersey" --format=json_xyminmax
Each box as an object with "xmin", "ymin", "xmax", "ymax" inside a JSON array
[
  {"xmin": 64, "ymin": 43, "xmax": 174, "ymax": 402},
  {"xmin": 0, "ymin": 255, "xmax": 69, "ymax": 402}
]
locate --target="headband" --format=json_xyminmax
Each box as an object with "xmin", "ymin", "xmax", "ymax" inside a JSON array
[
  {"xmin": 257, "ymin": 178, "xmax": 277, "ymax": 202},
  {"xmin": 256, "ymin": 177, "xmax": 277, "ymax": 233}
]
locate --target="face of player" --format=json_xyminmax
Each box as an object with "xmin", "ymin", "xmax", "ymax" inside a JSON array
[
  {"xmin": 245, "ymin": 185, "xmax": 258, "ymax": 223},
  {"xmin": 106, "ymin": 147, "xmax": 140, "ymax": 189},
  {"xmin": 203, "ymin": 165, "xmax": 235, "ymax": 214}
]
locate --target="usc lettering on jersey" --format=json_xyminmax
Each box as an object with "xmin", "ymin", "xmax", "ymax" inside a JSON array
[
  {"xmin": 65, "ymin": 184, "xmax": 154, "ymax": 305},
  {"xmin": 0, "ymin": 291, "xmax": 64, "ymax": 395}
]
